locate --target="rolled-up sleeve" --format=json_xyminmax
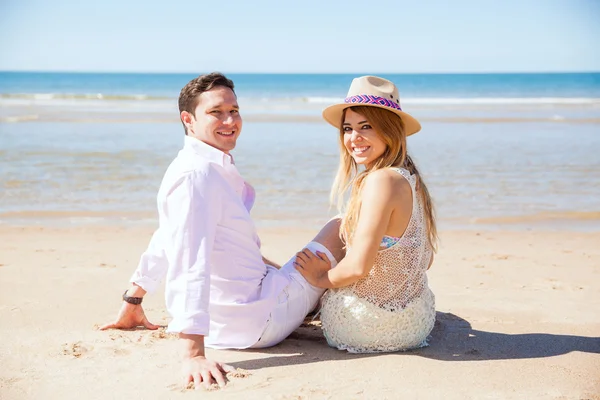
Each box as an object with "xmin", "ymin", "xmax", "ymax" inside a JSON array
[
  {"xmin": 129, "ymin": 228, "xmax": 169, "ymax": 294},
  {"xmin": 163, "ymin": 168, "xmax": 221, "ymax": 335}
]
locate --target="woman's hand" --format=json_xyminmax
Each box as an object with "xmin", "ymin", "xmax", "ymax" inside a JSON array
[{"xmin": 293, "ymin": 248, "xmax": 332, "ymax": 288}]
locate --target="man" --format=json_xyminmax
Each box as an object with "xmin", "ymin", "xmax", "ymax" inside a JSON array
[{"xmin": 101, "ymin": 73, "xmax": 344, "ymax": 389}]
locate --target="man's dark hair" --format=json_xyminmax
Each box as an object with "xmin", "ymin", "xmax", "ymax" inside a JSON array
[{"xmin": 178, "ymin": 72, "xmax": 235, "ymax": 135}]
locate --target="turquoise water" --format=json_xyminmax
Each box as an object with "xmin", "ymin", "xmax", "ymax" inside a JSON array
[
  {"xmin": 2, "ymin": 72, "xmax": 600, "ymax": 99},
  {"xmin": 1, "ymin": 72, "xmax": 599, "ymax": 230}
]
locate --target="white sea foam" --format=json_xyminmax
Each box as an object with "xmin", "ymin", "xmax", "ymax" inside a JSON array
[
  {"xmin": 0, "ymin": 93, "xmax": 168, "ymax": 101},
  {"xmin": 302, "ymin": 96, "xmax": 600, "ymax": 106},
  {"xmin": 305, "ymin": 97, "xmax": 344, "ymax": 104},
  {"xmin": 2, "ymin": 93, "xmax": 600, "ymax": 107},
  {"xmin": 403, "ymin": 97, "xmax": 600, "ymax": 105}
]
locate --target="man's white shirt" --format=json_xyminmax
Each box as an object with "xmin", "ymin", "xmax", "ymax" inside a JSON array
[{"xmin": 130, "ymin": 136, "xmax": 289, "ymax": 348}]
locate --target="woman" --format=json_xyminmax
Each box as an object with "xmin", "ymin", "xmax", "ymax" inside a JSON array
[{"xmin": 294, "ymin": 76, "xmax": 437, "ymax": 353}]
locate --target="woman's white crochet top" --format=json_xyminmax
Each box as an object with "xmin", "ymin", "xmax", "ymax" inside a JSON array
[{"xmin": 320, "ymin": 168, "xmax": 436, "ymax": 353}]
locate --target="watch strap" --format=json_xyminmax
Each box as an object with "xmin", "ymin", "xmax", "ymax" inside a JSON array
[{"xmin": 122, "ymin": 290, "xmax": 143, "ymax": 305}]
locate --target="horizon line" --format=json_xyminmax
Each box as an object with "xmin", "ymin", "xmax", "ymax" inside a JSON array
[{"xmin": 1, "ymin": 69, "xmax": 599, "ymax": 75}]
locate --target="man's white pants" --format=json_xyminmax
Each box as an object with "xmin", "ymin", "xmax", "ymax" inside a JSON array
[{"xmin": 250, "ymin": 241, "xmax": 337, "ymax": 348}]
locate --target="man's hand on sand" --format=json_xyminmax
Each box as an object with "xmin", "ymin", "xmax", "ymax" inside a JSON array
[
  {"xmin": 100, "ymin": 302, "xmax": 159, "ymax": 330},
  {"xmin": 182, "ymin": 355, "xmax": 235, "ymax": 389}
]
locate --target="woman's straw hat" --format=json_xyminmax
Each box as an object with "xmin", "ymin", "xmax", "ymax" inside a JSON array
[{"xmin": 322, "ymin": 75, "xmax": 421, "ymax": 136}]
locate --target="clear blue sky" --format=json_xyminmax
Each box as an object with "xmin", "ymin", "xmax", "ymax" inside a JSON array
[{"xmin": 1, "ymin": 0, "xmax": 598, "ymax": 73}]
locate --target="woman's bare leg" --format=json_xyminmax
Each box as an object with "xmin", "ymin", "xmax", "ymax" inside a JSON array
[{"xmin": 311, "ymin": 217, "xmax": 345, "ymax": 263}]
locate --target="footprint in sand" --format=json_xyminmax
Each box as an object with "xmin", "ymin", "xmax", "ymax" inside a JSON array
[
  {"xmin": 111, "ymin": 347, "xmax": 131, "ymax": 356},
  {"xmin": 149, "ymin": 329, "xmax": 178, "ymax": 340},
  {"xmin": 61, "ymin": 341, "xmax": 92, "ymax": 358},
  {"xmin": 227, "ymin": 369, "xmax": 252, "ymax": 379},
  {"xmin": 100, "ymin": 328, "xmax": 177, "ymax": 349},
  {"xmin": 81, "ymin": 327, "xmax": 178, "ymax": 358}
]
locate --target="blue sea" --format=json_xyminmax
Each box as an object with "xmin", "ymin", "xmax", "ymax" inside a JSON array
[{"xmin": 1, "ymin": 72, "xmax": 599, "ymax": 230}]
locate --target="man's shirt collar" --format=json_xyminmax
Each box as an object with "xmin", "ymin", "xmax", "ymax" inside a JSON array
[{"xmin": 183, "ymin": 135, "xmax": 234, "ymax": 167}]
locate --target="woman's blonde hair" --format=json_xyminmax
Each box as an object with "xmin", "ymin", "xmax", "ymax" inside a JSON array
[{"xmin": 330, "ymin": 106, "xmax": 437, "ymax": 250}]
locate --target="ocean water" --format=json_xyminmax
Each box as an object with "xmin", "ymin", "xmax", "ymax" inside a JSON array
[
  {"xmin": 2, "ymin": 71, "xmax": 600, "ymax": 99},
  {"xmin": 1, "ymin": 72, "xmax": 599, "ymax": 230}
]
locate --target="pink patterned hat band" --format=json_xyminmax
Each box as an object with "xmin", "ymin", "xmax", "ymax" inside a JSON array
[{"xmin": 344, "ymin": 94, "xmax": 402, "ymax": 111}]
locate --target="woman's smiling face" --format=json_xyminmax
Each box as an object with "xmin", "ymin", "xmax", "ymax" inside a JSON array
[{"xmin": 342, "ymin": 108, "xmax": 387, "ymax": 167}]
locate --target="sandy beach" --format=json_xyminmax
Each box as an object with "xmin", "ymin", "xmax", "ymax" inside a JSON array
[{"xmin": 0, "ymin": 225, "xmax": 598, "ymax": 399}]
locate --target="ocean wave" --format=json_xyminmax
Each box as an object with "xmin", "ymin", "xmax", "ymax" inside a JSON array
[
  {"xmin": 405, "ymin": 97, "xmax": 600, "ymax": 105},
  {"xmin": 470, "ymin": 211, "xmax": 600, "ymax": 224},
  {"xmin": 306, "ymin": 97, "xmax": 600, "ymax": 106},
  {"xmin": 304, "ymin": 96, "xmax": 344, "ymax": 104},
  {"xmin": 2, "ymin": 92, "xmax": 600, "ymax": 106},
  {"xmin": 2, "ymin": 114, "xmax": 598, "ymax": 124},
  {"xmin": 0, "ymin": 93, "xmax": 169, "ymax": 101},
  {"xmin": 0, "ymin": 114, "xmax": 39, "ymax": 122}
]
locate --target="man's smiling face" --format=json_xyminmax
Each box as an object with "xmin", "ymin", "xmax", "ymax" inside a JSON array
[{"xmin": 182, "ymin": 86, "xmax": 242, "ymax": 154}]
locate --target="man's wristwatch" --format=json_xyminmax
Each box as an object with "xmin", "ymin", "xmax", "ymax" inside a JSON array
[{"xmin": 122, "ymin": 290, "xmax": 143, "ymax": 305}]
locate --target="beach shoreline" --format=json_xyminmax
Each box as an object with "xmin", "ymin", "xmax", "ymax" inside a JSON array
[
  {"xmin": 2, "ymin": 210, "xmax": 600, "ymax": 234},
  {"xmin": 1, "ymin": 224, "xmax": 598, "ymax": 399}
]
